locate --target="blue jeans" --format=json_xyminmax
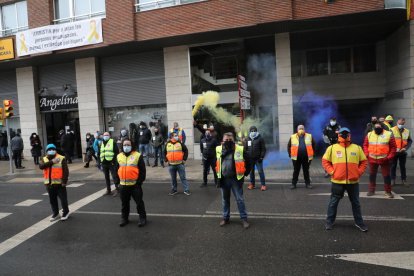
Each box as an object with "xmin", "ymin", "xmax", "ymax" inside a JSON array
[
  {"xmin": 168, "ymin": 164, "xmax": 189, "ymax": 192},
  {"xmin": 139, "ymin": 143, "xmax": 150, "ymax": 164},
  {"xmin": 153, "ymin": 146, "xmax": 164, "ymax": 166},
  {"xmin": 1, "ymin": 146, "xmax": 8, "ymax": 158},
  {"xmin": 326, "ymin": 183, "xmax": 364, "ymax": 225},
  {"xmin": 221, "ymin": 177, "xmax": 247, "ymax": 220},
  {"xmin": 249, "ymin": 160, "xmax": 265, "ymax": 186}
]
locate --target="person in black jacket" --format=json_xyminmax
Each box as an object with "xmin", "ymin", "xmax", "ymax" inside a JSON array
[
  {"xmin": 60, "ymin": 130, "xmax": 73, "ymax": 164},
  {"xmin": 151, "ymin": 127, "xmax": 165, "ymax": 167},
  {"xmin": 245, "ymin": 126, "xmax": 267, "ymax": 191},
  {"xmin": 30, "ymin": 133, "xmax": 42, "ymax": 165},
  {"xmin": 84, "ymin": 132, "xmax": 97, "ymax": 168},
  {"xmin": 200, "ymin": 129, "xmax": 220, "ymax": 188},
  {"xmin": 137, "ymin": 121, "xmax": 152, "ymax": 166}
]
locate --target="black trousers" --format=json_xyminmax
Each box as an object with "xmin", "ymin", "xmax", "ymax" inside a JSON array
[
  {"xmin": 46, "ymin": 184, "xmax": 69, "ymax": 215},
  {"xmin": 203, "ymin": 158, "xmax": 218, "ymax": 185},
  {"xmin": 64, "ymin": 150, "xmax": 72, "ymax": 163},
  {"xmin": 12, "ymin": 150, "xmax": 22, "ymax": 168},
  {"xmin": 391, "ymin": 153, "xmax": 407, "ymax": 181},
  {"xmin": 292, "ymin": 156, "xmax": 311, "ymax": 185},
  {"xmin": 33, "ymin": 156, "xmax": 39, "ymax": 165},
  {"xmin": 102, "ymin": 163, "xmax": 120, "ymax": 191},
  {"xmin": 120, "ymin": 184, "xmax": 146, "ymax": 220}
]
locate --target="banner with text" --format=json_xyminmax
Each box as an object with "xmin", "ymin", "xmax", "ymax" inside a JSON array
[{"xmin": 16, "ymin": 17, "xmax": 103, "ymax": 57}]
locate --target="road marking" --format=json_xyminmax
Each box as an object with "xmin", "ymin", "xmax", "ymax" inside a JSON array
[
  {"xmin": 309, "ymin": 191, "xmax": 404, "ymax": 200},
  {"xmin": 67, "ymin": 183, "xmax": 85, "ymax": 188},
  {"xmin": 317, "ymin": 251, "xmax": 414, "ymax": 271},
  {"xmin": 0, "ymin": 187, "xmax": 109, "ymax": 257},
  {"xmin": 15, "ymin": 199, "xmax": 42, "ymax": 207},
  {"xmin": 42, "ymin": 193, "xmax": 48, "ymax": 196},
  {"xmin": 0, "ymin": 213, "xmax": 12, "ymax": 220},
  {"xmin": 75, "ymin": 210, "xmax": 414, "ymax": 222},
  {"xmin": 7, "ymin": 178, "xmax": 43, "ymax": 183}
]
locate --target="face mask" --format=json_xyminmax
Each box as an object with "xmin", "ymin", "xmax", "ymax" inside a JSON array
[
  {"xmin": 223, "ymin": 140, "xmax": 234, "ymax": 149},
  {"xmin": 103, "ymin": 136, "xmax": 110, "ymax": 141},
  {"xmin": 47, "ymin": 150, "xmax": 56, "ymax": 156},
  {"xmin": 171, "ymin": 136, "xmax": 179, "ymax": 142},
  {"xmin": 33, "ymin": 135, "xmax": 36, "ymax": 138},
  {"xmin": 123, "ymin": 146, "xmax": 132, "ymax": 153},
  {"xmin": 298, "ymin": 130, "xmax": 305, "ymax": 136},
  {"xmin": 121, "ymin": 130, "xmax": 127, "ymax": 136},
  {"xmin": 330, "ymin": 121, "xmax": 336, "ymax": 126},
  {"xmin": 139, "ymin": 126, "xmax": 143, "ymax": 129},
  {"xmin": 249, "ymin": 132, "xmax": 258, "ymax": 139},
  {"xmin": 374, "ymin": 127, "xmax": 383, "ymax": 135},
  {"xmin": 338, "ymin": 135, "xmax": 351, "ymax": 145},
  {"xmin": 86, "ymin": 136, "xmax": 90, "ymax": 139},
  {"xmin": 398, "ymin": 124, "xmax": 404, "ymax": 129}
]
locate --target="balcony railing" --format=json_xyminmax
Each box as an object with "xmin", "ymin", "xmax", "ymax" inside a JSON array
[
  {"xmin": 135, "ymin": 0, "xmax": 206, "ymax": 12},
  {"xmin": 1, "ymin": 25, "xmax": 28, "ymax": 37},
  {"xmin": 384, "ymin": 0, "xmax": 406, "ymax": 9},
  {"xmin": 53, "ymin": 11, "xmax": 106, "ymax": 24}
]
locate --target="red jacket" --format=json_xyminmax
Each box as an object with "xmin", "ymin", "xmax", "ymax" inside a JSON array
[{"xmin": 363, "ymin": 133, "xmax": 396, "ymax": 164}]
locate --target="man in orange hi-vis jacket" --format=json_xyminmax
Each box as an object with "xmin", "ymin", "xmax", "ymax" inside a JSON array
[{"xmin": 322, "ymin": 127, "xmax": 368, "ymax": 232}]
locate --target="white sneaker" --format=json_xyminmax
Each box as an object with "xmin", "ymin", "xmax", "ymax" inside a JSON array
[
  {"xmin": 49, "ymin": 214, "xmax": 60, "ymax": 222},
  {"xmin": 60, "ymin": 212, "xmax": 70, "ymax": 221}
]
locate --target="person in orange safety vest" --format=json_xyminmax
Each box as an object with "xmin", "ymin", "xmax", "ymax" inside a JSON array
[
  {"xmin": 117, "ymin": 138, "xmax": 147, "ymax": 227},
  {"xmin": 322, "ymin": 127, "xmax": 368, "ymax": 232},
  {"xmin": 390, "ymin": 118, "xmax": 412, "ymax": 187},
  {"xmin": 363, "ymin": 122, "xmax": 397, "ymax": 198},
  {"xmin": 39, "ymin": 144, "xmax": 70, "ymax": 222}
]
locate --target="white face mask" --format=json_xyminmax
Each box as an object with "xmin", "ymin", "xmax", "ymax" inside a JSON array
[
  {"xmin": 47, "ymin": 150, "xmax": 56, "ymax": 156},
  {"xmin": 330, "ymin": 121, "xmax": 336, "ymax": 126},
  {"xmin": 398, "ymin": 124, "xmax": 404, "ymax": 129}
]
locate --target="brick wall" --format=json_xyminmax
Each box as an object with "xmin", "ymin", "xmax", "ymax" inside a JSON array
[
  {"xmin": 104, "ymin": 0, "xmax": 136, "ymax": 43},
  {"xmin": 27, "ymin": 0, "xmax": 53, "ymax": 28}
]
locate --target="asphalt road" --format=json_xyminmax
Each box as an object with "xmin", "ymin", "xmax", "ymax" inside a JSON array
[{"xmin": 1, "ymin": 175, "xmax": 414, "ymax": 275}]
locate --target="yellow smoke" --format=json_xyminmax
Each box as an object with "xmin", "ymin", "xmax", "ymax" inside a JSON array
[{"xmin": 193, "ymin": 90, "xmax": 267, "ymax": 136}]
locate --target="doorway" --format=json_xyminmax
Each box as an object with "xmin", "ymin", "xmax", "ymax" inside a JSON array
[{"xmin": 42, "ymin": 111, "xmax": 82, "ymax": 158}]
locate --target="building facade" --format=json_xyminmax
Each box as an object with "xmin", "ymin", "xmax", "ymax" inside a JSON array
[{"xmin": 0, "ymin": 0, "xmax": 412, "ymax": 158}]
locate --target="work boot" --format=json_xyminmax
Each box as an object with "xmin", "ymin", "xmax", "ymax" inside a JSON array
[
  {"xmin": 260, "ymin": 185, "xmax": 267, "ymax": 191},
  {"xmin": 366, "ymin": 191, "xmax": 375, "ymax": 196},
  {"xmin": 138, "ymin": 218, "xmax": 147, "ymax": 227},
  {"xmin": 242, "ymin": 220, "xmax": 250, "ymax": 229},
  {"xmin": 306, "ymin": 184, "xmax": 313, "ymax": 189},
  {"xmin": 290, "ymin": 184, "xmax": 296, "ymax": 190},
  {"xmin": 84, "ymin": 164, "xmax": 89, "ymax": 168},
  {"xmin": 325, "ymin": 221, "xmax": 334, "ymax": 230},
  {"xmin": 247, "ymin": 183, "xmax": 255, "ymax": 190},
  {"xmin": 219, "ymin": 219, "xmax": 229, "ymax": 227},
  {"xmin": 385, "ymin": 192, "xmax": 394, "ymax": 199},
  {"xmin": 119, "ymin": 219, "xmax": 129, "ymax": 227}
]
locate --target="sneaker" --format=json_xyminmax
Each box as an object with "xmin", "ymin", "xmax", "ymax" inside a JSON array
[
  {"xmin": 290, "ymin": 185, "xmax": 296, "ymax": 190},
  {"xmin": 168, "ymin": 190, "xmax": 178, "ymax": 196},
  {"xmin": 260, "ymin": 185, "xmax": 267, "ymax": 191},
  {"xmin": 366, "ymin": 191, "xmax": 375, "ymax": 196},
  {"xmin": 242, "ymin": 220, "xmax": 250, "ymax": 229},
  {"xmin": 138, "ymin": 218, "xmax": 147, "ymax": 227},
  {"xmin": 355, "ymin": 223, "xmax": 368, "ymax": 232},
  {"xmin": 200, "ymin": 183, "xmax": 207, "ymax": 188},
  {"xmin": 403, "ymin": 180, "xmax": 409, "ymax": 187},
  {"xmin": 49, "ymin": 213, "xmax": 60, "ymax": 222},
  {"xmin": 219, "ymin": 219, "xmax": 229, "ymax": 227},
  {"xmin": 119, "ymin": 219, "xmax": 129, "ymax": 227},
  {"xmin": 247, "ymin": 183, "xmax": 255, "ymax": 190},
  {"xmin": 60, "ymin": 212, "xmax": 70, "ymax": 221},
  {"xmin": 385, "ymin": 192, "xmax": 394, "ymax": 199},
  {"xmin": 112, "ymin": 190, "xmax": 118, "ymax": 197},
  {"xmin": 306, "ymin": 184, "xmax": 313, "ymax": 189},
  {"xmin": 184, "ymin": 190, "xmax": 191, "ymax": 196},
  {"xmin": 84, "ymin": 164, "xmax": 89, "ymax": 168},
  {"xmin": 325, "ymin": 222, "xmax": 334, "ymax": 230}
]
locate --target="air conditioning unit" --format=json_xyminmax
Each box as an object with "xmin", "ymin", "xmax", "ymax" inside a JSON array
[{"xmin": 385, "ymin": 0, "xmax": 407, "ymax": 9}]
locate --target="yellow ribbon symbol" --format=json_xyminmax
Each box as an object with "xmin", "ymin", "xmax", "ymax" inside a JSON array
[
  {"xmin": 87, "ymin": 20, "xmax": 99, "ymax": 42},
  {"xmin": 19, "ymin": 34, "xmax": 28, "ymax": 53}
]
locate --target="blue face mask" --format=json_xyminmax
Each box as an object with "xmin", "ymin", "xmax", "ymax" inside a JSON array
[
  {"xmin": 47, "ymin": 150, "xmax": 56, "ymax": 156},
  {"xmin": 103, "ymin": 136, "xmax": 110, "ymax": 141},
  {"xmin": 123, "ymin": 146, "xmax": 132, "ymax": 153},
  {"xmin": 249, "ymin": 132, "xmax": 258, "ymax": 139}
]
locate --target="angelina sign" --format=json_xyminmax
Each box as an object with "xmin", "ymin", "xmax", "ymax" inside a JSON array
[{"xmin": 39, "ymin": 93, "xmax": 78, "ymax": 112}]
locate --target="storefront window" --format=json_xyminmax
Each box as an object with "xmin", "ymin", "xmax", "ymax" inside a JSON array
[
  {"xmin": 105, "ymin": 104, "xmax": 167, "ymax": 138},
  {"xmin": 306, "ymin": 49, "xmax": 328, "ymax": 76}
]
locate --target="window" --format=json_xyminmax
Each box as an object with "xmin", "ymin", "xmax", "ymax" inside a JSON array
[
  {"xmin": 291, "ymin": 51, "xmax": 302, "ymax": 77},
  {"xmin": 54, "ymin": 0, "xmax": 105, "ymax": 23},
  {"xmin": 330, "ymin": 48, "xmax": 351, "ymax": 74},
  {"xmin": 306, "ymin": 49, "xmax": 328, "ymax": 76},
  {"xmin": 136, "ymin": 0, "xmax": 205, "ymax": 12},
  {"xmin": 353, "ymin": 45, "xmax": 376, "ymax": 73},
  {"xmin": 0, "ymin": 1, "xmax": 28, "ymax": 36}
]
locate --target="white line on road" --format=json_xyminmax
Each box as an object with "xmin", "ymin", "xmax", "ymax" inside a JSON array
[
  {"xmin": 0, "ymin": 187, "xmax": 108, "ymax": 257},
  {"xmin": 309, "ymin": 191, "xmax": 405, "ymax": 200},
  {"xmin": 75, "ymin": 210, "xmax": 414, "ymax": 222},
  {"xmin": 317, "ymin": 251, "xmax": 414, "ymax": 271},
  {"xmin": 0, "ymin": 213, "xmax": 12, "ymax": 220},
  {"xmin": 67, "ymin": 183, "xmax": 85, "ymax": 188},
  {"xmin": 42, "ymin": 193, "xmax": 48, "ymax": 196},
  {"xmin": 15, "ymin": 199, "xmax": 42, "ymax": 207}
]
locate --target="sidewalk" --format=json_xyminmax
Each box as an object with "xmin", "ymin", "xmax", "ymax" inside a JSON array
[{"xmin": 1, "ymin": 156, "xmax": 413, "ymax": 183}]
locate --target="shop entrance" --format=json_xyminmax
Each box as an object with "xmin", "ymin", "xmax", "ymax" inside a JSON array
[{"xmin": 42, "ymin": 111, "xmax": 82, "ymax": 159}]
